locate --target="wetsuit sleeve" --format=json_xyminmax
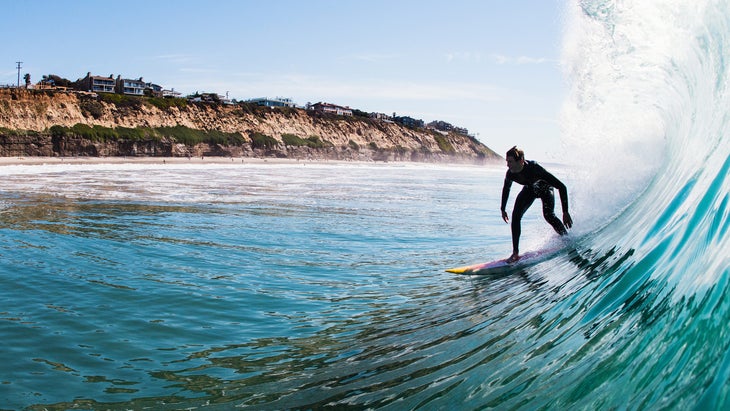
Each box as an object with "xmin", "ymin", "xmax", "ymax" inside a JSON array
[
  {"xmin": 540, "ymin": 169, "xmax": 569, "ymax": 214},
  {"xmin": 500, "ymin": 174, "xmax": 512, "ymax": 212}
]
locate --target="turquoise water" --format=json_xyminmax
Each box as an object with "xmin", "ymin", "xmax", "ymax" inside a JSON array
[
  {"xmin": 3, "ymin": 0, "xmax": 730, "ymax": 409},
  {"xmin": 0, "ymin": 162, "xmax": 521, "ymax": 410}
]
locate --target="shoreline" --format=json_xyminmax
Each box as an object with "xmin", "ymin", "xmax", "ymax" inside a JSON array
[
  {"xmin": 0, "ymin": 156, "xmax": 496, "ymax": 168},
  {"xmin": 0, "ymin": 156, "xmax": 353, "ymax": 167}
]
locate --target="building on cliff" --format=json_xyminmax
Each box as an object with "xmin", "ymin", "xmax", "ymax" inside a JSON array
[
  {"xmin": 78, "ymin": 73, "xmax": 115, "ymax": 93},
  {"xmin": 116, "ymin": 75, "xmax": 146, "ymax": 96},
  {"xmin": 162, "ymin": 88, "xmax": 182, "ymax": 98},
  {"xmin": 146, "ymin": 83, "xmax": 164, "ymax": 97},
  {"xmin": 77, "ymin": 72, "xmax": 173, "ymax": 97},
  {"xmin": 427, "ymin": 120, "xmax": 469, "ymax": 135},
  {"xmin": 369, "ymin": 112, "xmax": 393, "ymax": 122},
  {"xmin": 393, "ymin": 115, "xmax": 424, "ymax": 129},
  {"xmin": 246, "ymin": 97, "xmax": 297, "ymax": 108},
  {"xmin": 310, "ymin": 102, "xmax": 353, "ymax": 116}
]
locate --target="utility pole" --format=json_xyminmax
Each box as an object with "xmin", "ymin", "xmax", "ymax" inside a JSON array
[{"xmin": 16, "ymin": 61, "xmax": 22, "ymax": 87}]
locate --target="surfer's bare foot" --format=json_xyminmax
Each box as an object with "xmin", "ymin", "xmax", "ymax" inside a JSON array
[{"xmin": 507, "ymin": 253, "xmax": 520, "ymax": 263}]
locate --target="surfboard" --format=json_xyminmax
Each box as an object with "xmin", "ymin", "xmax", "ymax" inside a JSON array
[{"xmin": 446, "ymin": 247, "xmax": 561, "ymax": 275}]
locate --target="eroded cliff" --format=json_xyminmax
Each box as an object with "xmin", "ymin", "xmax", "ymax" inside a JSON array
[{"xmin": 0, "ymin": 89, "xmax": 501, "ymax": 163}]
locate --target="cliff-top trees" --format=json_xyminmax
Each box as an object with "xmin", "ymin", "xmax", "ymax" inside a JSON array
[{"xmin": 41, "ymin": 74, "xmax": 74, "ymax": 88}]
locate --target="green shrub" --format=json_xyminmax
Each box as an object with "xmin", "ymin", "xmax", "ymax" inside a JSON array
[
  {"xmin": 154, "ymin": 126, "xmax": 245, "ymax": 145},
  {"xmin": 156, "ymin": 125, "xmax": 201, "ymax": 145},
  {"xmin": 0, "ymin": 128, "xmax": 43, "ymax": 137},
  {"xmin": 100, "ymin": 93, "xmax": 143, "ymax": 109},
  {"xmin": 66, "ymin": 124, "xmax": 119, "ymax": 142},
  {"xmin": 348, "ymin": 140, "xmax": 360, "ymax": 151},
  {"xmin": 91, "ymin": 125, "xmax": 117, "ymax": 141},
  {"xmin": 117, "ymin": 127, "xmax": 156, "ymax": 141},
  {"xmin": 147, "ymin": 97, "xmax": 188, "ymax": 110},
  {"xmin": 70, "ymin": 123, "xmax": 96, "ymax": 139},
  {"xmin": 205, "ymin": 129, "xmax": 245, "ymax": 145},
  {"xmin": 250, "ymin": 132, "xmax": 279, "ymax": 149},
  {"xmin": 305, "ymin": 135, "xmax": 329, "ymax": 148},
  {"xmin": 282, "ymin": 133, "xmax": 306, "ymax": 146},
  {"xmin": 49, "ymin": 125, "xmax": 67, "ymax": 137},
  {"xmin": 0, "ymin": 127, "xmax": 20, "ymax": 136},
  {"xmin": 236, "ymin": 102, "xmax": 270, "ymax": 116},
  {"xmin": 50, "ymin": 124, "xmax": 243, "ymax": 145},
  {"xmin": 280, "ymin": 133, "xmax": 333, "ymax": 149},
  {"xmin": 434, "ymin": 135, "xmax": 455, "ymax": 153}
]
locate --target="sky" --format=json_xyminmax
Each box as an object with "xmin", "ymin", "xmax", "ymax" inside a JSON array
[{"xmin": 3, "ymin": 0, "xmax": 568, "ymax": 159}]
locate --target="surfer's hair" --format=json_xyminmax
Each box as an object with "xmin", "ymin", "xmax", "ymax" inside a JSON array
[{"xmin": 506, "ymin": 146, "xmax": 524, "ymax": 161}]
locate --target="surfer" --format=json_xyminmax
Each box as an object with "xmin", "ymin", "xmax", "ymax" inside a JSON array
[{"xmin": 500, "ymin": 146, "xmax": 573, "ymax": 263}]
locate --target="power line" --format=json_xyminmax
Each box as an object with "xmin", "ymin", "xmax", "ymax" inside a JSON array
[{"xmin": 16, "ymin": 61, "xmax": 23, "ymax": 87}]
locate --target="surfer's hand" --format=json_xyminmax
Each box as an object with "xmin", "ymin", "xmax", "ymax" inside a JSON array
[
  {"xmin": 502, "ymin": 210, "xmax": 509, "ymax": 223},
  {"xmin": 563, "ymin": 212, "xmax": 573, "ymax": 229}
]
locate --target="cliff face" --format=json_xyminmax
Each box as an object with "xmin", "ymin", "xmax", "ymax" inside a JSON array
[{"xmin": 0, "ymin": 89, "xmax": 501, "ymax": 163}]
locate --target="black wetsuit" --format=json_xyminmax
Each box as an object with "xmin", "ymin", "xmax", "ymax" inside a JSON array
[{"xmin": 500, "ymin": 160, "xmax": 568, "ymax": 254}]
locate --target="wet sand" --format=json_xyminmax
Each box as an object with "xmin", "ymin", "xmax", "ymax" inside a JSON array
[{"xmin": 0, "ymin": 156, "xmax": 346, "ymax": 166}]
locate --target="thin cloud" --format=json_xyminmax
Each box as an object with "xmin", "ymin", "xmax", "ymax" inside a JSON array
[
  {"xmin": 153, "ymin": 54, "xmax": 196, "ymax": 64},
  {"xmin": 492, "ymin": 54, "xmax": 551, "ymax": 65},
  {"xmin": 178, "ymin": 67, "xmax": 219, "ymax": 74},
  {"xmin": 339, "ymin": 53, "xmax": 401, "ymax": 63},
  {"xmin": 445, "ymin": 52, "xmax": 486, "ymax": 63}
]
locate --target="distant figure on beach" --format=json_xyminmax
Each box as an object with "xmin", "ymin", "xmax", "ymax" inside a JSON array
[{"xmin": 500, "ymin": 146, "xmax": 573, "ymax": 263}]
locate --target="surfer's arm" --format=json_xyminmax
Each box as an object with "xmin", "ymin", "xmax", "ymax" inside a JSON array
[
  {"xmin": 500, "ymin": 177, "xmax": 512, "ymax": 223},
  {"xmin": 538, "ymin": 167, "xmax": 572, "ymax": 228},
  {"xmin": 540, "ymin": 171, "xmax": 569, "ymax": 214}
]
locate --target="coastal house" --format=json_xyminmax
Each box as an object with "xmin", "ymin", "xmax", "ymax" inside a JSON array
[
  {"xmin": 370, "ymin": 112, "xmax": 393, "ymax": 122},
  {"xmin": 247, "ymin": 97, "xmax": 297, "ymax": 108},
  {"xmin": 310, "ymin": 102, "xmax": 353, "ymax": 116},
  {"xmin": 77, "ymin": 73, "xmax": 161, "ymax": 97},
  {"xmin": 78, "ymin": 72, "xmax": 116, "ymax": 93},
  {"xmin": 427, "ymin": 120, "xmax": 454, "ymax": 132},
  {"xmin": 453, "ymin": 126, "xmax": 469, "ymax": 135},
  {"xmin": 162, "ymin": 88, "xmax": 182, "ymax": 98},
  {"xmin": 393, "ymin": 115, "xmax": 424, "ymax": 129},
  {"xmin": 117, "ymin": 76, "xmax": 146, "ymax": 96},
  {"xmin": 188, "ymin": 92, "xmax": 227, "ymax": 104},
  {"xmin": 145, "ymin": 82, "xmax": 163, "ymax": 97},
  {"xmin": 427, "ymin": 120, "xmax": 468, "ymax": 135}
]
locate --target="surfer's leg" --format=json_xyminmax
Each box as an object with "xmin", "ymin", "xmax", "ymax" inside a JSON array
[
  {"xmin": 511, "ymin": 188, "xmax": 536, "ymax": 254},
  {"xmin": 540, "ymin": 188, "xmax": 567, "ymax": 235}
]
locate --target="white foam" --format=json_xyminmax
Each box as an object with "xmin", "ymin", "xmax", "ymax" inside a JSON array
[{"xmin": 559, "ymin": 0, "xmax": 713, "ymax": 231}]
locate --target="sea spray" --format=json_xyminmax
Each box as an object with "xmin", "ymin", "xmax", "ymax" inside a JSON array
[{"xmin": 559, "ymin": 0, "xmax": 711, "ymax": 228}]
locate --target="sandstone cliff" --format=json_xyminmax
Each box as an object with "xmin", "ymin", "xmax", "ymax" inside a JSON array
[{"xmin": 0, "ymin": 89, "xmax": 501, "ymax": 163}]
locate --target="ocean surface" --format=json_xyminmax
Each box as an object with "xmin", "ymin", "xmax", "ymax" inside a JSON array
[{"xmin": 2, "ymin": 0, "xmax": 730, "ymax": 409}]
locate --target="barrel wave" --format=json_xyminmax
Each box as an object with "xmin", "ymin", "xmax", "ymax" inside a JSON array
[
  {"xmin": 548, "ymin": 0, "xmax": 730, "ymax": 408},
  {"xmin": 2, "ymin": 0, "xmax": 730, "ymax": 410}
]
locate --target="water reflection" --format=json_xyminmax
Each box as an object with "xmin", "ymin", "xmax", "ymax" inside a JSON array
[
  {"xmin": 16, "ymin": 236, "xmax": 703, "ymax": 411},
  {"xmin": 0, "ymin": 194, "xmax": 210, "ymax": 239}
]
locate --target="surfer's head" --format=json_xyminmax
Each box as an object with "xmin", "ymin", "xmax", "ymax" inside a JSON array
[
  {"xmin": 506, "ymin": 146, "xmax": 524, "ymax": 161},
  {"xmin": 506, "ymin": 146, "xmax": 525, "ymax": 173}
]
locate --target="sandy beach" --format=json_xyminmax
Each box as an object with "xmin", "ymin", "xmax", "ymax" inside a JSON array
[{"xmin": 0, "ymin": 156, "xmax": 348, "ymax": 167}]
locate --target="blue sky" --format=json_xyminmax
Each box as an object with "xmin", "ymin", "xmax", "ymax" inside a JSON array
[{"xmin": 3, "ymin": 0, "xmax": 567, "ymax": 158}]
